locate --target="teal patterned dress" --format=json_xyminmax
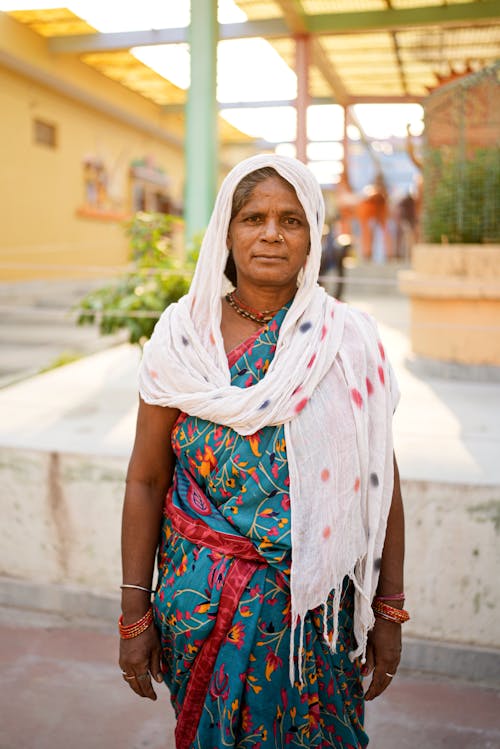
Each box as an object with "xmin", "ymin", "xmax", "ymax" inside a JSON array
[{"xmin": 153, "ymin": 305, "xmax": 368, "ymax": 749}]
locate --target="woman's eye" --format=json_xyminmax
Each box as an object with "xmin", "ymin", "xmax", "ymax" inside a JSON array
[
  {"xmin": 284, "ymin": 217, "xmax": 299, "ymax": 225},
  {"xmin": 245, "ymin": 215, "xmax": 261, "ymax": 223}
]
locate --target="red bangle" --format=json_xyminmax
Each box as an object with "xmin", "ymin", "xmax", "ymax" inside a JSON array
[
  {"xmin": 372, "ymin": 599, "xmax": 410, "ymax": 624},
  {"xmin": 118, "ymin": 607, "xmax": 153, "ymax": 639}
]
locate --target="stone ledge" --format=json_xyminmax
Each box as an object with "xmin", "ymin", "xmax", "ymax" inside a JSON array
[
  {"xmin": 410, "ymin": 244, "xmax": 500, "ymax": 278},
  {"xmin": 399, "ymin": 270, "xmax": 500, "ymax": 299},
  {"xmin": 401, "ymin": 637, "xmax": 500, "ymax": 689},
  {"xmin": 0, "ymin": 576, "xmax": 120, "ymax": 624},
  {"xmin": 406, "ymin": 352, "xmax": 500, "ymax": 382}
]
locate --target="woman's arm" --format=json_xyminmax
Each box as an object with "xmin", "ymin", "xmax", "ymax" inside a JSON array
[
  {"xmin": 364, "ymin": 453, "xmax": 405, "ymax": 701},
  {"xmin": 119, "ymin": 398, "xmax": 179, "ymax": 700},
  {"xmin": 375, "ymin": 453, "xmax": 405, "ymax": 598}
]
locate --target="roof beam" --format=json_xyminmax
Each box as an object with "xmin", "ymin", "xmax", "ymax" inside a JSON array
[
  {"xmin": 162, "ymin": 94, "xmax": 423, "ymax": 113},
  {"xmin": 49, "ymin": 28, "xmax": 188, "ymax": 53},
  {"xmin": 219, "ymin": 97, "xmax": 332, "ymax": 109},
  {"xmin": 311, "ymin": 38, "xmax": 349, "ymax": 105},
  {"xmin": 307, "ymin": 1, "xmax": 500, "ymax": 34},
  {"xmin": 48, "ymin": 1, "xmax": 500, "ymax": 54},
  {"xmin": 350, "ymin": 95, "xmax": 424, "ymax": 104},
  {"xmin": 383, "ymin": 0, "xmax": 409, "ymax": 95},
  {"xmin": 48, "ymin": 18, "xmax": 288, "ymax": 53},
  {"xmin": 272, "ymin": 0, "xmax": 350, "ymax": 105}
]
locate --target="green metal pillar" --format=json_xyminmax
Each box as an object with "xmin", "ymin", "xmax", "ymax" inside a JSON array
[
  {"xmin": 295, "ymin": 34, "xmax": 310, "ymax": 164},
  {"xmin": 185, "ymin": 0, "xmax": 218, "ymax": 242}
]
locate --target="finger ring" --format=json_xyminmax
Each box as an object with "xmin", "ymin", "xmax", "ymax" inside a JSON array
[
  {"xmin": 136, "ymin": 673, "xmax": 150, "ymax": 681},
  {"xmin": 385, "ymin": 672, "xmax": 395, "ymax": 678}
]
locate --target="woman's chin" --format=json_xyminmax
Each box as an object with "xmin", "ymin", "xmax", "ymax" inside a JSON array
[{"xmin": 240, "ymin": 266, "xmax": 299, "ymax": 289}]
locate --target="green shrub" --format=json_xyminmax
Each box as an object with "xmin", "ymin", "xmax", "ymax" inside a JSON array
[
  {"xmin": 423, "ymin": 148, "xmax": 500, "ymax": 244},
  {"xmin": 77, "ymin": 212, "xmax": 200, "ymax": 344}
]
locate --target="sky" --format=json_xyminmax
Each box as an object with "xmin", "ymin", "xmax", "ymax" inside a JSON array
[{"xmin": 2, "ymin": 0, "xmax": 424, "ymax": 184}]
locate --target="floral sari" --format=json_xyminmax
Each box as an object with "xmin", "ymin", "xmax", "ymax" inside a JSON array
[{"xmin": 153, "ymin": 305, "xmax": 368, "ymax": 749}]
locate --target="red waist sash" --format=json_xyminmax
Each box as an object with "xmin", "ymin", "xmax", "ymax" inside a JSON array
[{"xmin": 165, "ymin": 473, "xmax": 266, "ymax": 749}]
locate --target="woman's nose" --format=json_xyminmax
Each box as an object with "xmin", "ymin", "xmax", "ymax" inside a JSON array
[{"xmin": 261, "ymin": 217, "xmax": 280, "ymax": 241}]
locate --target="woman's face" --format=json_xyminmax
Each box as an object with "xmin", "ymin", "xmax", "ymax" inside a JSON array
[{"xmin": 227, "ymin": 176, "xmax": 310, "ymax": 293}]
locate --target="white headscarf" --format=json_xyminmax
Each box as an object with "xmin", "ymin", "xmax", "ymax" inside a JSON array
[{"xmin": 139, "ymin": 154, "xmax": 399, "ymax": 680}]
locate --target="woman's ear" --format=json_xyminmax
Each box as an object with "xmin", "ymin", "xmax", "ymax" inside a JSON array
[{"xmin": 226, "ymin": 232, "xmax": 232, "ymax": 251}]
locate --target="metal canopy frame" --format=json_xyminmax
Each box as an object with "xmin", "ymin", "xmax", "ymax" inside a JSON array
[
  {"xmin": 47, "ymin": 2, "xmax": 500, "ymax": 54},
  {"xmin": 8, "ymin": 1, "xmax": 500, "ymax": 106},
  {"xmin": 5, "ymin": 1, "xmax": 500, "ymax": 235}
]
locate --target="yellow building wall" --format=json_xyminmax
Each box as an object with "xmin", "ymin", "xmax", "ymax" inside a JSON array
[{"xmin": 0, "ymin": 14, "xmax": 185, "ymax": 281}]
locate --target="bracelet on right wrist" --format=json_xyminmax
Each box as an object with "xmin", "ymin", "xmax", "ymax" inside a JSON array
[
  {"xmin": 121, "ymin": 583, "xmax": 153, "ymax": 594},
  {"xmin": 118, "ymin": 607, "xmax": 153, "ymax": 639}
]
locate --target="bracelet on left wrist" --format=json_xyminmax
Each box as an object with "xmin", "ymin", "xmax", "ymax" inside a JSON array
[{"xmin": 372, "ymin": 599, "xmax": 410, "ymax": 624}]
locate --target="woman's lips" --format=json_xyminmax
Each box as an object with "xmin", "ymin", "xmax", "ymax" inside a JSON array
[{"xmin": 253, "ymin": 254, "xmax": 285, "ymax": 260}]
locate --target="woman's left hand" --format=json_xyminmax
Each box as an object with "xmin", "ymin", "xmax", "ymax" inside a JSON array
[{"xmin": 362, "ymin": 618, "xmax": 402, "ymax": 701}]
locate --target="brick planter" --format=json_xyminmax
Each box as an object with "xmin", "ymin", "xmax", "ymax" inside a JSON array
[{"xmin": 399, "ymin": 244, "xmax": 500, "ymax": 366}]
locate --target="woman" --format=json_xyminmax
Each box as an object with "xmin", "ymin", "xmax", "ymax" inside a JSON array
[{"xmin": 119, "ymin": 154, "xmax": 407, "ymax": 749}]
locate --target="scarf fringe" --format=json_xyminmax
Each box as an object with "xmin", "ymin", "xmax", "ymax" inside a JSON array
[{"xmin": 289, "ymin": 565, "xmax": 373, "ymax": 686}]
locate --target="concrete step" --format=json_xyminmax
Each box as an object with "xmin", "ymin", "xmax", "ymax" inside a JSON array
[
  {"xmin": 0, "ymin": 279, "xmax": 126, "ymax": 387},
  {"xmin": 321, "ymin": 259, "xmax": 409, "ymax": 298}
]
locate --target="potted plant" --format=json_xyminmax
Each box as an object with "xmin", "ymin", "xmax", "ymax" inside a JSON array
[{"xmin": 398, "ymin": 63, "xmax": 500, "ymax": 374}]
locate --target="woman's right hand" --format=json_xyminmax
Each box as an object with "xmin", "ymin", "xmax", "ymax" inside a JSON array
[{"xmin": 119, "ymin": 624, "xmax": 164, "ymax": 701}]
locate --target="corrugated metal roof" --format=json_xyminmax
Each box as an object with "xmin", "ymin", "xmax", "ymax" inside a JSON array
[
  {"xmin": 6, "ymin": 2, "xmax": 500, "ymax": 108},
  {"xmin": 235, "ymin": 1, "xmax": 283, "ymax": 19},
  {"xmin": 80, "ymin": 51, "xmax": 186, "ymax": 106},
  {"xmin": 8, "ymin": 7, "xmax": 95, "ymax": 36},
  {"xmin": 301, "ymin": 1, "xmax": 387, "ymax": 11},
  {"xmin": 241, "ymin": 0, "xmax": 499, "ymax": 99}
]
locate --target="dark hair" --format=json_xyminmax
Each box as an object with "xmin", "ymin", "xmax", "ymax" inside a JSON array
[{"xmin": 224, "ymin": 167, "xmax": 296, "ymax": 286}]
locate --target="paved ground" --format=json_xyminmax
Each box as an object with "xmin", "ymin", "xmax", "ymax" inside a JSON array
[{"xmin": 0, "ymin": 614, "xmax": 499, "ymax": 749}]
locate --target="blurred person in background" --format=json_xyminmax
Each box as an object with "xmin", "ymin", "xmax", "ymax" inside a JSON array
[
  {"xmin": 357, "ymin": 173, "xmax": 393, "ymax": 263},
  {"xmin": 118, "ymin": 154, "xmax": 407, "ymax": 749},
  {"xmin": 394, "ymin": 191, "xmax": 418, "ymax": 261},
  {"xmin": 319, "ymin": 218, "xmax": 352, "ymax": 300}
]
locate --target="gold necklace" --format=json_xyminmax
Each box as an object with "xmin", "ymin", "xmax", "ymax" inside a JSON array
[{"xmin": 225, "ymin": 291, "xmax": 279, "ymax": 324}]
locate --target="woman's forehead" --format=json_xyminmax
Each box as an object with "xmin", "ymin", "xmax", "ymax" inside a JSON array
[{"xmin": 241, "ymin": 176, "xmax": 305, "ymax": 208}]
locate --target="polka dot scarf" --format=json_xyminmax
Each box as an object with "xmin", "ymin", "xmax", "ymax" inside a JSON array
[{"xmin": 139, "ymin": 154, "xmax": 399, "ymax": 681}]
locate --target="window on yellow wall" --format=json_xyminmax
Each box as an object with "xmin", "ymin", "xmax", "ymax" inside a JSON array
[
  {"xmin": 130, "ymin": 159, "xmax": 173, "ymax": 214},
  {"xmin": 33, "ymin": 119, "xmax": 57, "ymax": 148}
]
